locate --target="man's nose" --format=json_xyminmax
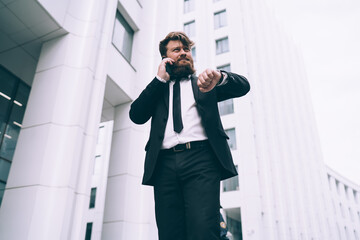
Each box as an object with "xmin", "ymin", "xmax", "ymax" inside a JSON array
[
  {"xmin": 179, "ymin": 48, "xmax": 186, "ymax": 55},
  {"xmin": 179, "ymin": 51, "xmax": 187, "ymax": 58}
]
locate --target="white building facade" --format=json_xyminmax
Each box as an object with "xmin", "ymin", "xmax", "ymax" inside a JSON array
[
  {"xmin": 326, "ymin": 167, "xmax": 360, "ymax": 240},
  {"xmin": 0, "ymin": 0, "xmax": 358, "ymax": 239}
]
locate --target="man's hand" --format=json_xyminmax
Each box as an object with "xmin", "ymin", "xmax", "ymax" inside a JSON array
[
  {"xmin": 157, "ymin": 58, "xmax": 174, "ymax": 81},
  {"xmin": 197, "ymin": 68, "xmax": 222, "ymax": 92}
]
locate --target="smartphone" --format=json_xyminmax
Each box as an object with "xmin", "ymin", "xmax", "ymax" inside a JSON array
[{"xmin": 162, "ymin": 57, "xmax": 173, "ymax": 77}]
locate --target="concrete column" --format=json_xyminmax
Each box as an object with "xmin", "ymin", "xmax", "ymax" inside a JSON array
[
  {"xmin": 101, "ymin": 103, "xmax": 157, "ymax": 240},
  {"xmin": 0, "ymin": 0, "xmax": 107, "ymax": 239}
]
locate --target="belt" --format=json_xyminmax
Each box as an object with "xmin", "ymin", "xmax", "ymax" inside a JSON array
[{"xmin": 160, "ymin": 140, "xmax": 209, "ymax": 153}]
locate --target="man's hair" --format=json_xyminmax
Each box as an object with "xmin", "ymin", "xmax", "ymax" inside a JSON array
[{"xmin": 159, "ymin": 31, "xmax": 194, "ymax": 57}]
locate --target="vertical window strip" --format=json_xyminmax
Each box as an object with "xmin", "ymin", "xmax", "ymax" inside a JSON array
[
  {"xmin": 191, "ymin": 47, "xmax": 196, "ymax": 62},
  {"xmin": 216, "ymin": 37, "xmax": 229, "ymax": 54},
  {"xmin": 225, "ymin": 128, "xmax": 236, "ymax": 150},
  {"xmin": 184, "ymin": 20, "xmax": 195, "ymax": 38},
  {"xmin": 89, "ymin": 187, "xmax": 97, "ymax": 209},
  {"xmin": 218, "ymin": 99, "xmax": 234, "ymax": 116},
  {"xmin": 85, "ymin": 222, "xmax": 93, "ymax": 240},
  {"xmin": 184, "ymin": 0, "xmax": 195, "ymax": 13},
  {"xmin": 214, "ymin": 10, "xmax": 227, "ymax": 29},
  {"xmin": 112, "ymin": 11, "xmax": 134, "ymax": 62},
  {"xmin": 217, "ymin": 64, "xmax": 231, "ymax": 72}
]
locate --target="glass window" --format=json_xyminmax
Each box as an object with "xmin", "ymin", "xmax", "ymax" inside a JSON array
[
  {"xmin": 345, "ymin": 186, "xmax": 350, "ymax": 199},
  {"xmin": 217, "ymin": 64, "xmax": 231, "ymax": 72},
  {"xmin": 184, "ymin": 20, "xmax": 195, "ymax": 38},
  {"xmin": 223, "ymin": 166, "xmax": 239, "ymax": 192},
  {"xmin": 335, "ymin": 180, "xmax": 340, "ymax": 195},
  {"xmin": 0, "ymin": 182, "xmax": 5, "ymax": 206},
  {"xmin": 0, "ymin": 159, "xmax": 11, "ymax": 183},
  {"xmin": 354, "ymin": 190, "xmax": 358, "ymax": 204},
  {"xmin": 0, "ymin": 68, "xmax": 17, "ymax": 142},
  {"xmin": 225, "ymin": 128, "xmax": 236, "ymax": 150},
  {"xmin": 218, "ymin": 99, "xmax": 234, "ymax": 116},
  {"xmin": 191, "ymin": 47, "xmax": 196, "ymax": 62},
  {"xmin": 0, "ymin": 123, "xmax": 20, "ymax": 161},
  {"xmin": 93, "ymin": 155, "xmax": 102, "ymax": 175},
  {"xmin": 112, "ymin": 10, "xmax": 134, "ymax": 62},
  {"xmin": 214, "ymin": 10, "xmax": 227, "ymax": 29},
  {"xmin": 216, "ymin": 37, "xmax": 229, "ymax": 54},
  {"xmin": 85, "ymin": 222, "xmax": 93, "ymax": 240},
  {"xmin": 184, "ymin": 0, "xmax": 195, "ymax": 13},
  {"xmin": 0, "ymin": 66, "xmax": 31, "ymax": 207},
  {"xmin": 225, "ymin": 208, "xmax": 243, "ymax": 237},
  {"xmin": 0, "ymin": 82, "xmax": 30, "ymax": 161},
  {"xmin": 89, "ymin": 187, "xmax": 97, "ymax": 209}
]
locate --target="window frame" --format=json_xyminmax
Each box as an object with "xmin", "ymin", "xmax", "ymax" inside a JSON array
[
  {"xmin": 184, "ymin": 0, "xmax": 195, "ymax": 13},
  {"xmin": 112, "ymin": 10, "xmax": 135, "ymax": 63},
  {"xmin": 89, "ymin": 187, "xmax": 97, "ymax": 209},
  {"xmin": 184, "ymin": 20, "xmax": 196, "ymax": 38},
  {"xmin": 217, "ymin": 64, "xmax": 231, "ymax": 72},
  {"xmin": 218, "ymin": 99, "xmax": 234, "ymax": 116},
  {"xmin": 222, "ymin": 165, "xmax": 239, "ymax": 192},
  {"xmin": 225, "ymin": 128, "xmax": 237, "ymax": 150},
  {"xmin": 215, "ymin": 37, "xmax": 229, "ymax": 55},
  {"xmin": 214, "ymin": 9, "xmax": 227, "ymax": 29}
]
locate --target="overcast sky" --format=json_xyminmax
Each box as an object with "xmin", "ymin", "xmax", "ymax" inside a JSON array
[{"xmin": 265, "ymin": 0, "xmax": 360, "ymax": 184}]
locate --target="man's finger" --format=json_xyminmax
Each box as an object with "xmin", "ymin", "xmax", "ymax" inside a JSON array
[
  {"xmin": 206, "ymin": 69, "xmax": 214, "ymax": 79},
  {"xmin": 199, "ymin": 79, "xmax": 210, "ymax": 89}
]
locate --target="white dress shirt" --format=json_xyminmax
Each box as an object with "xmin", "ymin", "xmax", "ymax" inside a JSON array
[
  {"xmin": 156, "ymin": 73, "xmax": 228, "ymax": 149},
  {"xmin": 158, "ymin": 76, "xmax": 207, "ymax": 149}
]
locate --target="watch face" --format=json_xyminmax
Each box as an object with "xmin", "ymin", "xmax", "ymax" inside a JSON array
[{"xmin": 220, "ymin": 221, "xmax": 227, "ymax": 229}]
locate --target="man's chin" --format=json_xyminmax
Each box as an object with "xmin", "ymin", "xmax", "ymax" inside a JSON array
[{"xmin": 172, "ymin": 65, "xmax": 195, "ymax": 77}]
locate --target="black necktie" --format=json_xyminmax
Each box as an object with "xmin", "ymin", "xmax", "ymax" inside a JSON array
[{"xmin": 173, "ymin": 79, "xmax": 183, "ymax": 133}]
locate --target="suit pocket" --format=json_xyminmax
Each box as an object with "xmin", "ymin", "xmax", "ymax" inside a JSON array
[{"xmin": 219, "ymin": 129, "xmax": 229, "ymax": 139}]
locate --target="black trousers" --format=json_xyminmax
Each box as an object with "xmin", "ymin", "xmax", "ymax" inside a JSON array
[{"xmin": 153, "ymin": 144, "xmax": 221, "ymax": 240}]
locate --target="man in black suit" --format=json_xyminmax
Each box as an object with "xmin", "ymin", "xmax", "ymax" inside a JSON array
[{"xmin": 129, "ymin": 32, "xmax": 250, "ymax": 240}]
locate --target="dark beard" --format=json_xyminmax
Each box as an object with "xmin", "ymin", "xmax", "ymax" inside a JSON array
[{"xmin": 171, "ymin": 58, "xmax": 195, "ymax": 79}]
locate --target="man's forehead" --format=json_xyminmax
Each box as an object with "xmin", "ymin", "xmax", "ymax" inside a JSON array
[{"xmin": 167, "ymin": 40, "xmax": 186, "ymax": 49}]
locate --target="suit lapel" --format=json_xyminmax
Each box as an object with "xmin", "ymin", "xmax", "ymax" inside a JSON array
[
  {"xmin": 191, "ymin": 74, "xmax": 199, "ymax": 102},
  {"xmin": 163, "ymin": 81, "xmax": 169, "ymax": 110}
]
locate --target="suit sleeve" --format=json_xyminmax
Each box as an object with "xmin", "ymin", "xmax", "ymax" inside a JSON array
[
  {"xmin": 129, "ymin": 77, "xmax": 167, "ymax": 124},
  {"xmin": 216, "ymin": 71, "xmax": 250, "ymax": 102}
]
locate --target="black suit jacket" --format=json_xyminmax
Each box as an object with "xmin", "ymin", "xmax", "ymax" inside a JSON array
[{"xmin": 129, "ymin": 72, "xmax": 250, "ymax": 185}]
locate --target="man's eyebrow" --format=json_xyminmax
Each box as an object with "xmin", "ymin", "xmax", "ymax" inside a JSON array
[{"xmin": 171, "ymin": 46, "xmax": 188, "ymax": 50}]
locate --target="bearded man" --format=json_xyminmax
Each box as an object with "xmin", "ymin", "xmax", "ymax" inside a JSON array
[{"xmin": 129, "ymin": 31, "xmax": 250, "ymax": 240}]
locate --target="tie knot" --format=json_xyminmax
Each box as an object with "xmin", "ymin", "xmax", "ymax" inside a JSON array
[{"xmin": 172, "ymin": 76, "xmax": 190, "ymax": 82}]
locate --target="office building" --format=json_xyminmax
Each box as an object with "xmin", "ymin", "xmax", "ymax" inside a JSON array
[{"xmin": 0, "ymin": 0, "xmax": 359, "ymax": 239}]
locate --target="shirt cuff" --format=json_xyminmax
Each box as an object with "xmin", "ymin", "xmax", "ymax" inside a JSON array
[
  {"xmin": 156, "ymin": 75, "xmax": 167, "ymax": 83},
  {"xmin": 217, "ymin": 71, "xmax": 228, "ymax": 86}
]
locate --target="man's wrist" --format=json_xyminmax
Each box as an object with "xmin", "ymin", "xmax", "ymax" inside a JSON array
[
  {"xmin": 156, "ymin": 75, "xmax": 167, "ymax": 83},
  {"xmin": 216, "ymin": 70, "xmax": 228, "ymax": 86}
]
